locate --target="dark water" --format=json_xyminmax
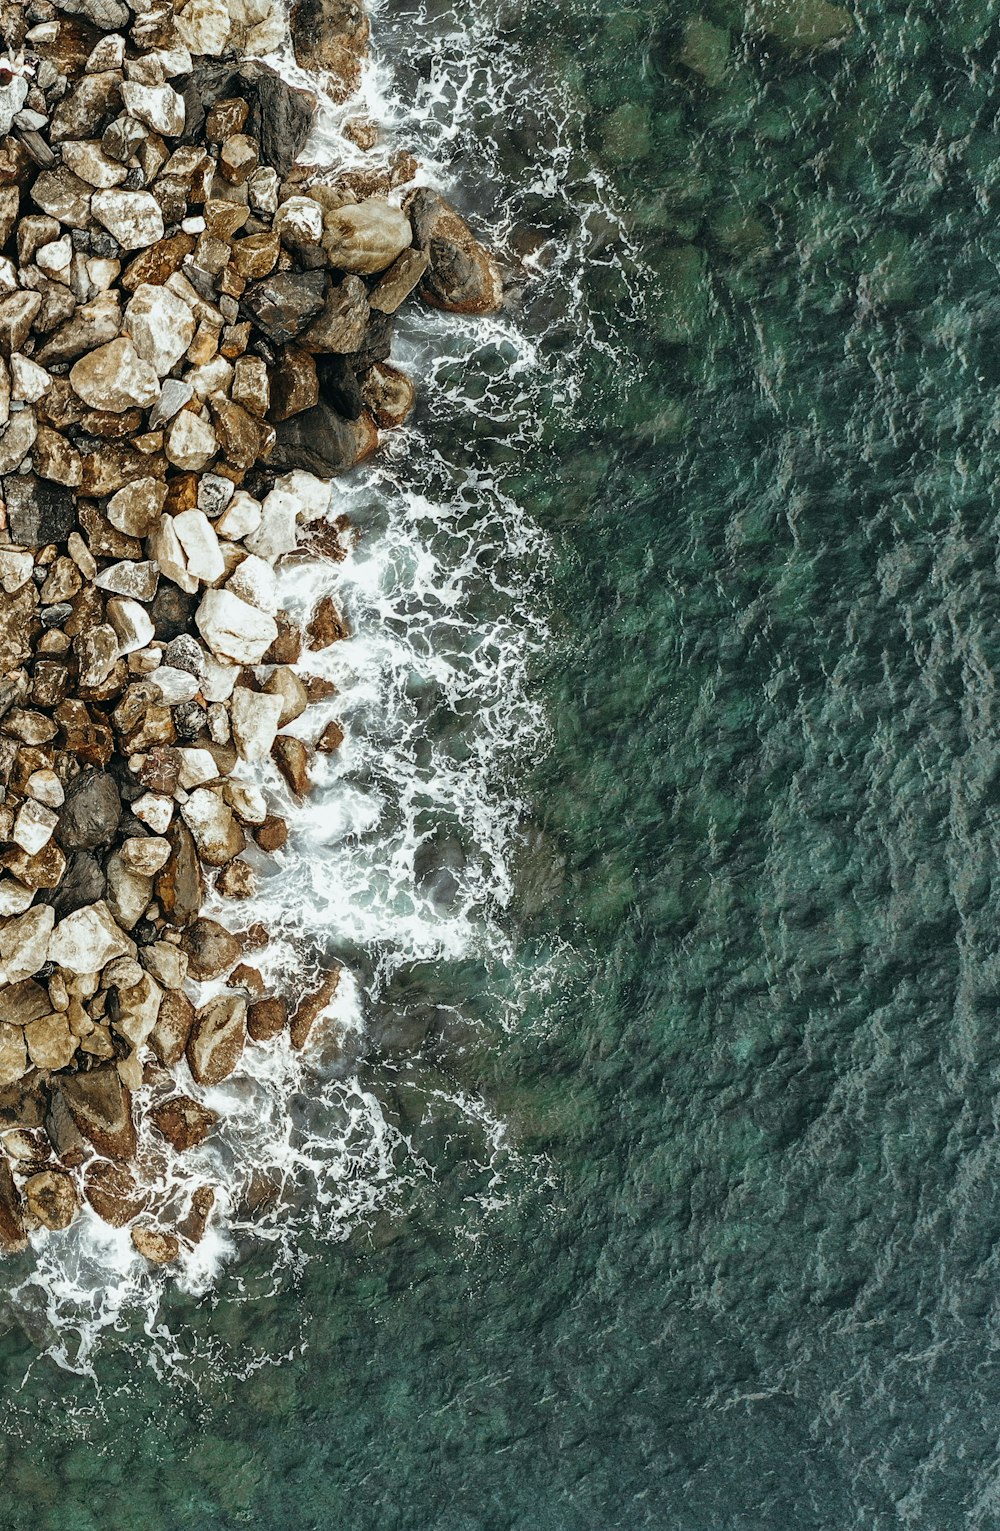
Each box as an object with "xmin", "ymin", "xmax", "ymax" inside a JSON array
[{"xmin": 5, "ymin": 0, "xmax": 1000, "ymax": 1526}]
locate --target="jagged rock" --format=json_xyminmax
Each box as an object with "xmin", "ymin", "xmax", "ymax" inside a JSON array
[
  {"xmin": 0, "ymin": 906, "xmax": 54, "ymax": 984},
  {"xmin": 195, "ymin": 586, "xmax": 278, "ymax": 665},
  {"xmin": 47, "ymin": 901, "xmax": 131, "ymax": 976},
  {"xmin": 4, "ymin": 473, "xmax": 75, "ymax": 545},
  {"xmin": 157, "ymin": 820, "xmax": 205, "ymax": 926},
  {"xmin": 91, "ymin": 190, "xmax": 166, "ymax": 251},
  {"xmin": 186, "ymin": 992, "xmax": 247, "ymax": 1085},
  {"xmin": 180, "ymin": 787, "xmax": 246, "ymax": 866},
  {"xmin": 179, "ymin": 916, "xmax": 242, "ymax": 980},
  {"xmin": 150, "ymin": 989, "xmax": 197, "ymax": 1067},
  {"xmin": 271, "ymin": 399, "xmax": 378, "ymax": 477},
  {"xmin": 24, "ymin": 1014, "xmax": 78, "ymax": 1071},
  {"xmin": 0, "ymin": 1159, "xmax": 27, "ymax": 1253},
  {"xmin": 410, "ymin": 191, "xmax": 503, "ymax": 316},
  {"xmin": 272, "ymin": 735, "xmax": 311, "ymax": 798},
  {"xmin": 0, "ymin": 1026, "xmax": 28, "ymax": 1089},
  {"xmin": 149, "ymin": 1095, "xmax": 220, "ymax": 1151},
  {"xmin": 70, "ymin": 338, "xmax": 160, "ymax": 414},
  {"xmin": 242, "ymin": 270, "xmax": 326, "ymax": 343},
  {"xmin": 124, "ymin": 284, "xmax": 198, "ymax": 376},
  {"xmin": 131, "ymin": 1224, "xmax": 180, "ymax": 1264},
  {"xmin": 362, "ymin": 363, "xmax": 416, "ymax": 428},
  {"xmin": 321, "ymin": 198, "xmax": 412, "ymax": 275}
]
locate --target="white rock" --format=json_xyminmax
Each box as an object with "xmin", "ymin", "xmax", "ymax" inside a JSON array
[
  {"xmin": 0, "ymin": 549, "xmax": 33, "ymax": 592},
  {"xmin": 152, "ymin": 665, "xmax": 201, "ymax": 704},
  {"xmin": 12, "ymin": 799, "xmax": 58, "ymax": 855},
  {"xmin": 150, "ymin": 377, "xmax": 195, "ymax": 428},
  {"xmin": 201, "ymin": 654, "xmax": 239, "ymax": 702},
  {"xmin": 229, "ymin": 686, "xmax": 284, "ymax": 762},
  {"xmin": 166, "ymin": 409, "xmax": 218, "ymax": 470},
  {"xmin": 125, "ymin": 283, "xmax": 197, "ymax": 376},
  {"xmin": 133, "ymin": 792, "xmax": 174, "ymax": 833},
  {"xmin": 245, "ymin": 483, "xmax": 298, "ymax": 560},
  {"xmin": 0, "ymin": 904, "xmax": 54, "ymax": 983},
  {"xmin": 0, "ymin": 879, "xmax": 34, "ymax": 917},
  {"xmin": 10, "ymin": 354, "xmax": 51, "ymax": 404},
  {"xmin": 195, "ymin": 587, "xmax": 278, "ymax": 665},
  {"xmin": 119, "ymin": 836, "xmax": 172, "ymax": 875},
  {"xmin": 215, "ymin": 490, "xmax": 262, "ymax": 540},
  {"xmin": 69, "ymin": 337, "xmax": 160, "ymax": 413},
  {"xmin": 107, "ymin": 596, "xmax": 156, "ymax": 655},
  {"xmin": 95, "ymin": 560, "xmax": 159, "ymax": 601},
  {"xmin": 107, "ymin": 476, "xmax": 167, "ymax": 538},
  {"xmin": 176, "ymin": 747, "xmax": 219, "ymax": 789},
  {"xmin": 47, "ymin": 902, "xmax": 130, "ymax": 976},
  {"xmin": 225, "ymin": 553, "xmax": 277, "ymax": 614},
  {"xmin": 186, "ymin": 356, "xmax": 232, "ymax": 400},
  {"xmin": 150, "ymin": 513, "xmax": 198, "ymax": 595},
  {"xmin": 274, "ymin": 195, "xmax": 324, "ymax": 246},
  {"xmin": 173, "ymin": 508, "xmax": 225, "ymax": 583},
  {"xmin": 180, "ymin": 787, "xmax": 243, "ymax": 863},
  {"xmin": 61, "ymin": 139, "xmax": 129, "ymax": 189},
  {"xmin": 91, "ymin": 190, "xmax": 165, "ymax": 251},
  {"xmin": 25, "ymin": 769, "xmax": 64, "ymax": 808},
  {"xmin": 175, "ymin": 0, "xmax": 231, "ymax": 55},
  {"xmin": 224, "ymin": 777, "xmax": 268, "ymax": 824},
  {"xmin": 141, "ymin": 941, "xmax": 188, "ymax": 989},
  {"xmin": 120, "ymin": 82, "xmax": 185, "ymax": 137},
  {"xmin": 105, "ymin": 854, "xmax": 153, "ymax": 931},
  {"xmin": 277, "ymin": 470, "xmax": 333, "ymax": 523}
]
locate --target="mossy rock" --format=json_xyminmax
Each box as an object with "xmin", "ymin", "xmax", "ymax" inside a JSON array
[
  {"xmin": 677, "ymin": 16, "xmax": 731, "ymax": 84},
  {"xmin": 599, "ymin": 102, "xmax": 651, "ymax": 164},
  {"xmin": 647, "ymin": 243, "xmax": 711, "ymax": 345},
  {"xmin": 749, "ymin": 0, "xmax": 854, "ymax": 49}
]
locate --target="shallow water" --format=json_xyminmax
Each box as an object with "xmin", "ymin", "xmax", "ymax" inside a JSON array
[{"xmin": 4, "ymin": 0, "xmax": 1000, "ymax": 1525}]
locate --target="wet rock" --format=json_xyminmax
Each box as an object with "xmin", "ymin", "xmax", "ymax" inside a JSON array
[
  {"xmin": 289, "ymin": 966, "xmax": 339, "ymax": 1049},
  {"xmin": 150, "ymin": 989, "xmax": 196, "ymax": 1067},
  {"xmin": 50, "ymin": 851, "xmax": 107, "ymax": 918},
  {"xmin": 186, "ymin": 992, "xmax": 247, "ymax": 1085},
  {"xmin": 156, "ymin": 820, "xmax": 205, "ymax": 926},
  {"xmin": 0, "ymin": 1159, "xmax": 27, "ymax": 1254},
  {"xmin": 149, "ymin": 1095, "xmax": 220, "ymax": 1151},
  {"xmin": 131, "ymin": 1224, "xmax": 180, "ymax": 1264},
  {"xmin": 271, "ymin": 399, "xmax": 378, "ymax": 477},
  {"xmin": 272, "ymin": 735, "xmax": 310, "ymax": 797},
  {"xmin": 179, "ymin": 916, "xmax": 242, "ymax": 980},
  {"xmin": 242, "ymin": 269, "xmax": 326, "ymax": 343},
  {"xmin": 24, "ymin": 1170, "xmax": 78, "ymax": 1231},
  {"xmin": 321, "ymin": 198, "xmax": 412, "ymax": 275},
  {"xmin": 84, "ymin": 1159, "xmax": 149, "ymax": 1227},
  {"xmin": 247, "ymin": 994, "xmax": 287, "ymax": 1041},
  {"xmin": 55, "ymin": 1067, "xmax": 137, "ymax": 1160},
  {"xmin": 410, "ymin": 190, "xmax": 503, "ymax": 316},
  {"xmin": 4, "ymin": 473, "xmax": 75, "ymax": 545},
  {"xmin": 47, "ymin": 901, "xmax": 131, "ymax": 976},
  {"xmin": 178, "ymin": 1183, "xmax": 215, "ymax": 1244}
]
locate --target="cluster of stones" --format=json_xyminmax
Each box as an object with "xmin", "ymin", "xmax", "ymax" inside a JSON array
[{"xmin": 0, "ymin": 0, "xmax": 502, "ymax": 1262}]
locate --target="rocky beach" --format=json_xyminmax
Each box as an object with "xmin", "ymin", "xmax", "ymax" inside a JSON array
[{"xmin": 0, "ymin": 0, "xmax": 501, "ymax": 1263}]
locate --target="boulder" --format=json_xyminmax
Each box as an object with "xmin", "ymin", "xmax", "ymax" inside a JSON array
[
  {"xmin": 290, "ymin": 966, "xmax": 340, "ymax": 1049},
  {"xmin": 179, "ymin": 917, "xmax": 242, "ymax": 980},
  {"xmin": 55, "ymin": 1068, "xmax": 137, "ymax": 1159},
  {"xmin": 180, "ymin": 787, "xmax": 246, "ymax": 865},
  {"xmin": 271, "ymin": 400, "xmax": 378, "ymax": 477},
  {"xmin": 186, "ymin": 993, "xmax": 247, "ymax": 1085},
  {"xmin": 149, "ymin": 1095, "xmax": 220, "ymax": 1151},
  {"xmin": 24, "ymin": 1170, "xmax": 78, "ymax": 1231},
  {"xmin": 410, "ymin": 191, "xmax": 503, "ymax": 316},
  {"xmin": 321, "ymin": 198, "xmax": 412, "ymax": 275},
  {"xmin": 229, "ymin": 685, "xmax": 284, "ymax": 761},
  {"xmin": 247, "ymin": 994, "xmax": 287, "ymax": 1041},
  {"xmin": 156, "ymin": 820, "xmax": 205, "ymax": 926},
  {"xmin": 150, "ymin": 989, "xmax": 197, "ymax": 1067},
  {"xmin": 0, "ymin": 1158, "xmax": 26, "ymax": 1253},
  {"xmin": 131, "ymin": 1224, "xmax": 180, "ymax": 1264},
  {"xmin": 195, "ymin": 587, "xmax": 278, "ymax": 665},
  {"xmin": 47, "ymin": 901, "xmax": 131, "ymax": 975},
  {"xmin": 0, "ymin": 905, "xmax": 54, "ymax": 984},
  {"xmin": 70, "ymin": 338, "xmax": 161, "ymax": 413},
  {"xmin": 56, "ymin": 770, "xmax": 121, "ymax": 850},
  {"xmin": 124, "ymin": 284, "xmax": 198, "ymax": 376},
  {"xmin": 84, "ymin": 1159, "xmax": 149, "ymax": 1227}
]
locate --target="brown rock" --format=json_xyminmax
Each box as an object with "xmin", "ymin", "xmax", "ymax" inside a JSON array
[
  {"xmin": 316, "ymin": 719, "xmax": 345, "ymax": 753},
  {"xmin": 178, "ymin": 1184, "xmax": 215, "ymax": 1245},
  {"xmin": 156, "ymin": 820, "xmax": 205, "ymax": 927},
  {"xmin": 180, "ymin": 917, "xmax": 242, "ymax": 980},
  {"xmin": 306, "ymin": 593, "xmax": 349, "ymax": 648},
  {"xmin": 120, "ymin": 234, "xmax": 197, "ymax": 292},
  {"xmin": 4, "ymin": 979, "xmax": 52, "ymax": 1026},
  {"xmin": 272, "ymin": 736, "xmax": 311, "ymax": 797},
  {"xmin": 186, "ymin": 994, "xmax": 247, "ymax": 1086},
  {"xmin": 0, "ymin": 1158, "xmax": 27, "ymax": 1254},
  {"xmin": 290, "ymin": 967, "xmax": 340, "ymax": 1050},
  {"xmin": 149, "ymin": 1095, "xmax": 220, "ymax": 1152},
  {"xmin": 150, "ymin": 990, "xmax": 196, "ymax": 1068},
  {"xmin": 369, "ymin": 248, "xmax": 430, "ymax": 314},
  {"xmin": 247, "ymin": 995, "xmax": 287, "ymax": 1042},
  {"xmin": 230, "ymin": 963, "xmax": 266, "ymax": 996},
  {"xmin": 131, "ymin": 1224, "xmax": 180, "ymax": 1264},
  {"xmin": 216, "ymin": 860, "xmax": 257, "ymax": 899},
  {"xmin": 362, "ymin": 363, "xmax": 416, "ymax": 429},
  {"xmin": 24, "ymin": 1170, "xmax": 78, "ymax": 1231},
  {"xmin": 254, "ymin": 814, "xmax": 288, "ymax": 853},
  {"xmin": 411, "ymin": 191, "xmax": 503, "ymax": 317},
  {"xmin": 55, "ymin": 1069, "xmax": 137, "ymax": 1160},
  {"xmin": 267, "ymin": 345, "xmax": 318, "ymax": 422},
  {"xmin": 84, "ymin": 1160, "xmax": 149, "ymax": 1228}
]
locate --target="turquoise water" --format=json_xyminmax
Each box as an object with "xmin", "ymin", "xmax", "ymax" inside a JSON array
[{"xmin": 5, "ymin": 0, "xmax": 1000, "ymax": 1525}]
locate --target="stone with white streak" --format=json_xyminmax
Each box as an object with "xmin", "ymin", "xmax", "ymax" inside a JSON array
[
  {"xmin": 107, "ymin": 596, "xmax": 156, "ymax": 654},
  {"xmin": 125, "ymin": 285, "xmax": 198, "ymax": 377},
  {"xmin": 229, "ymin": 686, "xmax": 284, "ymax": 762},
  {"xmin": 91, "ymin": 190, "xmax": 166, "ymax": 251},
  {"xmin": 69, "ymin": 337, "xmax": 160, "ymax": 413},
  {"xmin": 47, "ymin": 902, "xmax": 131, "ymax": 975},
  {"xmin": 173, "ymin": 509, "xmax": 225, "ymax": 583},
  {"xmin": 120, "ymin": 82, "xmax": 186, "ymax": 137}
]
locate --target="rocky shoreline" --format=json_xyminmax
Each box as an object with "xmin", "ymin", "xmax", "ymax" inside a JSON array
[{"xmin": 0, "ymin": 0, "xmax": 502, "ymax": 1261}]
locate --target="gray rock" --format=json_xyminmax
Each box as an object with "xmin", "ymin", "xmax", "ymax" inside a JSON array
[
  {"xmin": 3, "ymin": 475, "xmax": 75, "ymax": 546},
  {"xmin": 50, "ymin": 851, "xmax": 107, "ymax": 918},
  {"xmin": 242, "ymin": 270, "xmax": 326, "ymax": 344},
  {"xmin": 271, "ymin": 399, "xmax": 377, "ymax": 476},
  {"xmin": 56, "ymin": 771, "xmax": 122, "ymax": 851}
]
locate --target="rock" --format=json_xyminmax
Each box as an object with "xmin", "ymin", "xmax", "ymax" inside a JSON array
[
  {"xmin": 362, "ymin": 363, "xmax": 416, "ymax": 428},
  {"xmin": 165, "ymin": 410, "xmax": 218, "ymax": 470},
  {"xmin": 321, "ymin": 198, "xmax": 413, "ymax": 275},
  {"xmin": 149, "ymin": 1095, "xmax": 220, "ymax": 1151},
  {"xmin": 0, "ymin": 1159, "xmax": 27, "ymax": 1253},
  {"xmin": 157, "ymin": 820, "xmax": 205, "ymax": 926},
  {"xmin": 263, "ymin": 666, "xmax": 308, "ymax": 727},
  {"xmin": 178, "ymin": 1183, "xmax": 215, "ymax": 1245},
  {"xmin": 267, "ymin": 345, "xmax": 318, "ymax": 421},
  {"xmin": 272, "ymin": 735, "xmax": 311, "ymax": 797},
  {"xmin": 124, "ymin": 284, "xmax": 198, "ymax": 376},
  {"xmin": 307, "ymin": 594, "xmax": 349, "ymax": 648},
  {"xmin": 57, "ymin": 771, "xmax": 121, "ymax": 851},
  {"xmin": 121, "ymin": 82, "xmax": 186, "ymax": 137},
  {"xmin": 750, "ymin": 0, "xmax": 853, "ymax": 47},
  {"xmin": 131, "ymin": 1224, "xmax": 180, "ymax": 1264},
  {"xmin": 84, "ymin": 1159, "xmax": 148, "ymax": 1227},
  {"xmin": 91, "ymin": 190, "xmax": 166, "ymax": 251},
  {"xmin": 179, "ymin": 916, "xmax": 242, "ymax": 980},
  {"xmin": 289, "ymin": 966, "xmax": 339, "ymax": 1049},
  {"xmin": 150, "ymin": 989, "xmax": 197, "ymax": 1067},
  {"xmin": 180, "ymin": 787, "xmax": 246, "ymax": 866},
  {"xmin": 24, "ymin": 1170, "xmax": 78, "ymax": 1231},
  {"xmin": 274, "ymin": 194, "xmax": 324, "ymax": 247},
  {"xmin": 55, "ymin": 1067, "xmax": 136, "ymax": 1159},
  {"xmin": 247, "ymin": 994, "xmax": 287, "ymax": 1041},
  {"xmin": 195, "ymin": 587, "xmax": 278, "ymax": 665},
  {"xmin": 4, "ymin": 474, "xmax": 75, "ymax": 545},
  {"xmin": 24, "ymin": 1014, "xmax": 78, "ymax": 1071},
  {"xmin": 70, "ymin": 338, "xmax": 161, "ymax": 413},
  {"xmin": 410, "ymin": 191, "xmax": 503, "ymax": 316},
  {"xmin": 4, "ymin": 980, "xmax": 51, "ymax": 1026},
  {"xmin": 105, "ymin": 853, "xmax": 154, "ymax": 930},
  {"xmin": 76, "ymin": 624, "xmax": 120, "ymax": 688},
  {"xmin": 186, "ymin": 992, "xmax": 247, "ymax": 1085},
  {"xmin": 47, "ymin": 901, "xmax": 131, "ymax": 976},
  {"xmin": 95, "ymin": 560, "xmax": 159, "ymax": 602},
  {"xmin": 0, "ymin": 906, "xmax": 54, "ymax": 984},
  {"xmin": 254, "ymin": 814, "xmax": 287, "ymax": 852},
  {"xmin": 676, "ymin": 17, "xmax": 730, "ymax": 84},
  {"xmin": 172, "ymin": 508, "xmax": 225, "ymax": 581},
  {"xmin": 12, "ymin": 799, "xmax": 59, "ymax": 856},
  {"xmin": 107, "ymin": 595, "xmax": 156, "ymax": 654},
  {"xmin": 369, "ymin": 247, "xmax": 430, "ymax": 314},
  {"xmin": 50, "ymin": 851, "xmax": 106, "ymax": 918},
  {"xmin": 226, "ymin": 553, "xmax": 277, "ymax": 612},
  {"xmin": 298, "ymin": 275, "xmax": 369, "ymax": 353},
  {"xmin": 242, "ymin": 270, "xmax": 326, "ymax": 343},
  {"xmin": 316, "ymin": 718, "xmax": 345, "ymax": 753},
  {"xmin": 271, "ymin": 400, "xmax": 378, "ymax": 477},
  {"xmin": 0, "ymin": 1025, "xmax": 28, "ymax": 1089},
  {"xmin": 229, "ymin": 685, "xmax": 284, "ymax": 761}
]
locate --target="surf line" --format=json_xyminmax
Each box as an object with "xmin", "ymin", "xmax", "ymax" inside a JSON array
[{"xmin": 0, "ymin": 0, "xmax": 504, "ymax": 1266}]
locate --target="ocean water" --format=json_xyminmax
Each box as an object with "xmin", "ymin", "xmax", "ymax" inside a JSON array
[{"xmin": 3, "ymin": 0, "xmax": 999, "ymax": 1526}]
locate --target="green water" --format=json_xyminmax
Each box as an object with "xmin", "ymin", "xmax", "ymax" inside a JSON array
[{"xmin": 4, "ymin": 0, "xmax": 1000, "ymax": 1525}]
